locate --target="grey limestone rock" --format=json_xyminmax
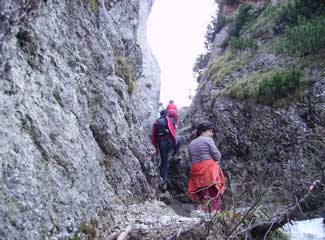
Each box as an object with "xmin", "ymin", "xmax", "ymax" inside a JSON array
[{"xmin": 0, "ymin": 0, "xmax": 197, "ymax": 239}]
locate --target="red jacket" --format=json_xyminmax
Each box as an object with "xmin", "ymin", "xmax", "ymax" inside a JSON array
[
  {"xmin": 151, "ymin": 117, "xmax": 176, "ymax": 150},
  {"xmin": 188, "ymin": 160, "xmax": 225, "ymax": 200},
  {"xmin": 166, "ymin": 103, "xmax": 177, "ymax": 117}
]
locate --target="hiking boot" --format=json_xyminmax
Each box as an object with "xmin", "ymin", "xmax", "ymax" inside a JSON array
[{"xmin": 160, "ymin": 182, "xmax": 167, "ymax": 193}]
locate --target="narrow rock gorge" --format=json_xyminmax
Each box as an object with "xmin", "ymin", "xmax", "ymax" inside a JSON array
[
  {"xmin": 1, "ymin": 0, "xmax": 324, "ymax": 239},
  {"xmin": 170, "ymin": 0, "xmax": 325, "ymax": 237},
  {"xmin": 0, "ymin": 1, "xmax": 200, "ymax": 239}
]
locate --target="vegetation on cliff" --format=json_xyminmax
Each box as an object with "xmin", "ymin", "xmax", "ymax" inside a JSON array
[
  {"xmin": 115, "ymin": 56, "xmax": 136, "ymax": 94},
  {"xmin": 185, "ymin": 0, "xmax": 325, "ymax": 239},
  {"xmin": 193, "ymin": 0, "xmax": 325, "ymax": 104}
]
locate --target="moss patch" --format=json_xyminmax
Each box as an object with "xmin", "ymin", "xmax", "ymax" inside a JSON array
[
  {"xmin": 115, "ymin": 56, "xmax": 136, "ymax": 94},
  {"xmin": 85, "ymin": 0, "xmax": 98, "ymax": 13}
]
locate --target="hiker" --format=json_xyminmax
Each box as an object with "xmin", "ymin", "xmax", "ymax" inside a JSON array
[
  {"xmin": 157, "ymin": 102, "xmax": 164, "ymax": 118},
  {"xmin": 151, "ymin": 110, "xmax": 178, "ymax": 192},
  {"xmin": 166, "ymin": 100, "xmax": 178, "ymax": 127},
  {"xmin": 187, "ymin": 121, "xmax": 225, "ymax": 212}
]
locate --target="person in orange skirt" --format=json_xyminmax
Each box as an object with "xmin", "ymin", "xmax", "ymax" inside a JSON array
[{"xmin": 187, "ymin": 122, "xmax": 225, "ymax": 212}]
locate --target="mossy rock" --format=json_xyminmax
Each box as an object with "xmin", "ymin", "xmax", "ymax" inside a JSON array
[
  {"xmin": 115, "ymin": 56, "xmax": 136, "ymax": 94},
  {"xmin": 85, "ymin": 0, "xmax": 98, "ymax": 13}
]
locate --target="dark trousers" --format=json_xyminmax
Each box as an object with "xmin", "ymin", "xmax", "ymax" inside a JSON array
[
  {"xmin": 175, "ymin": 137, "xmax": 181, "ymax": 155},
  {"xmin": 157, "ymin": 137, "xmax": 174, "ymax": 184}
]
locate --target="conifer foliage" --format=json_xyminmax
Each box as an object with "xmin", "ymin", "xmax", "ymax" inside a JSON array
[{"xmin": 275, "ymin": 16, "xmax": 325, "ymax": 56}]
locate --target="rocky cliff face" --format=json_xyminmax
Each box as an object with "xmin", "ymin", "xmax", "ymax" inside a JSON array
[
  {"xmin": 174, "ymin": 0, "xmax": 325, "ymax": 211},
  {"xmin": 0, "ymin": 1, "xmax": 203, "ymax": 239}
]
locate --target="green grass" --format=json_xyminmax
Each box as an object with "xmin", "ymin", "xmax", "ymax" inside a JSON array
[
  {"xmin": 228, "ymin": 36, "xmax": 258, "ymax": 51},
  {"xmin": 226, "ymin": 69, "xmax": 306, "ymax": 105},
  {"xmin": 226, "ymin": 70, "xmax": 268, "ymax": 100},
  {"xmin": 204, "ymin": 50, "xmax": 252, "ymax": 86}
]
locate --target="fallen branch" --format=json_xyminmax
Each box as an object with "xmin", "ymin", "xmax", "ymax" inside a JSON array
[
  {"xmin": 106, "ymin": 232, "xmax": 119, "ymax": 240},
  {"xmin": 225, "ymin": 190, "xmax": 267, "ymax": 239},
  {"xmin": 236, "ymin": 179, "xmax": 325, "ymax": 239},
  {"xmin": 106, "ymin": 224, "xmax": 134, "ymax": 240},
  {"xmin": 117, "ymin": 224, "xmax": 133, "ymax": 240}
]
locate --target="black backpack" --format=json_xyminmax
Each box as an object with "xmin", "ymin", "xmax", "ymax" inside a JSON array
[{"xmin": 155, "ymin": 117, "xmax": 170, "ymax": 137}]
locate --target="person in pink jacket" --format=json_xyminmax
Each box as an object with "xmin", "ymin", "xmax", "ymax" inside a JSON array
[{"xmin": 166, "ymin": 100, "xmax": 178, "ymax": 127}]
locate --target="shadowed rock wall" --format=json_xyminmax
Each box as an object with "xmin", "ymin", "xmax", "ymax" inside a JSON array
[{"xmin": 0, "ymin": 0, "xmax": 164, "ymax": 239}]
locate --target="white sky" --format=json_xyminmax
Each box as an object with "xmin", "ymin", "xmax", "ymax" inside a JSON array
[{"xmin": 147, "ymin": 0, "xmax": 217, "ymax": 108}]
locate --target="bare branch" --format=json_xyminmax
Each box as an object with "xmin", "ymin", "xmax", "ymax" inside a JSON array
[{"xmin": 236, "ymin": 179, "xmax": 325, "ymax": 239}]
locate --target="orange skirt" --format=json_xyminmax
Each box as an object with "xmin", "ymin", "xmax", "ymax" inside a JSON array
[{"xmin": 188, "ymin": 159, "xmax": 225, "ymax": 201}]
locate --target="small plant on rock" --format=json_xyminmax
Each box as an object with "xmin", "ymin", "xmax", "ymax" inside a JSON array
[
  {"xmin": 257, "ymin": 69, "xmax": 303, "ymax": 102},
  {"xmin": 228, "ymin": 36, "xmax": 258, "ymax": 51},
  {"xmin": 85, "ymin": 0, "xmax": 98, "ymax": 13},
  {"xmin": 72, "ymin": 222, "xmax": 97, "ymax": 240},
  {"xmin": 115, "ymin": 56, "xmax": 136, "ymax": 94}
]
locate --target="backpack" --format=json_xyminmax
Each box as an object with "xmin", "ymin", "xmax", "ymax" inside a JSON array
[{"xmin": 155, "ymin": 117, "xmax": 170, "ymax": 137}]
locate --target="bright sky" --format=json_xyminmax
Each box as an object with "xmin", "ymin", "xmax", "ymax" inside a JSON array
[{"xmin": 147, "ymin": 0, "xmax": 217, "ymax": 108}]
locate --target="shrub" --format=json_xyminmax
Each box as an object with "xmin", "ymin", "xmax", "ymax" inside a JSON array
[
  {"xmin": 227, "ymin": 69, "xmax": 304, "ymax": 105},
  {"xmin": 274, "ymin": 0, "xmax": 325, "ymax": 32},
  {"xmin": 249, "ymin": 0, "xmax": 324, "ymax": 40},
  {"xmin": 228, "ymin": 3, "xmax": 252, "ymax": 38},
  {"xmin": 204, "ymin": 15, "xmax": 226, "ymax": 51},
  {"xmin": 228, "ymin": 36, "xmax": 258, "ymax": 51},
  {"xmin": 222, "ymin": 3, "xmax": 258, "ymax": 49},
  {"xmin": 219, "ymin": 0, "xmax": 239, "ymax": 5},
  {"xmin": 193, "ymin": 52, "xmax": 211, "ymax": 75},
  {"xmin": 257, "ymin": 69, "xmax": 303, "ymax": 101},
  {"xmin": 274, "ymin": 16, "xmax": 325, "ymax": 56}
]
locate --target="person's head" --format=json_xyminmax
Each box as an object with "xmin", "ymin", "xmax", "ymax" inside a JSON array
[
  {"xmin": 169, "ymin": 100, "xmax": 174, "ymax": 104},
  {"xmin": 158, "ymin": 102, "xmax": 163, "ymax": 106},
  {"xmin": 160, "ymin": 109, "xmax": 169, "ymax": 118},
  {"xmin": 196, "ymin": 121, "xmax": 214, "ymax": 138}
]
